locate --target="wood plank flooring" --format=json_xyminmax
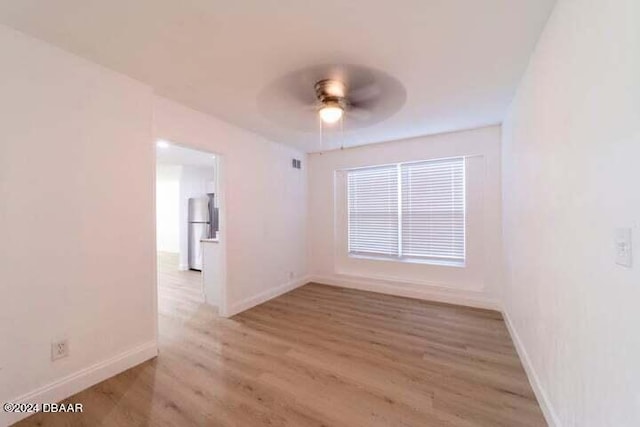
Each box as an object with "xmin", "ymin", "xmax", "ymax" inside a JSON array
[{"xmin": 15, "ymin": 253, "xmax": 545, "ymax": 426}]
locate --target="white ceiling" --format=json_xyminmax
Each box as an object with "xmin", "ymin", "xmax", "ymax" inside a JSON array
[
  {"xmin": 0, "ymin": 0, "xmax": 556, "ymax": 152},
  {"xmin": 156, "ymin": 141, "xmax": 216, "ymax": 167}
]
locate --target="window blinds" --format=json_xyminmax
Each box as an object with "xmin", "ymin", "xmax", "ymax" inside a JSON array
[
  {"xmin": 347, "ymin": 165, "xmax": 399, "ymax": 257},
  {"xmin": 347, "ymin": 157, "xmax": 465, "ymax": 263},
  {"xmin": 401, "ymin": 158, "xmax": 465, "ymax": 261}
]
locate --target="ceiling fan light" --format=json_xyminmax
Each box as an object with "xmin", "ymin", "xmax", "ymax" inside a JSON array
[{"xmin": 319, "ymin": 105, "xmax": 343, "ymax": 124}]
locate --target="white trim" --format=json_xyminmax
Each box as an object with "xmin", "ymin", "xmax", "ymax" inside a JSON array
[
  {"xmin": 178, "ymin": 263, "xmax": 189, "ymax": 271},
  {"xmin": 309, "ymin": 274, "xmax": 500, "ymax": 310},
  {"xmin": 347, "ymin": 253, "xmax": 465, "ymax": 268},
  {"xmin": 333, "ymin": 266, "xmax": 480, "ymax": 290},
  {"xmin": 2, "ymin": 341, "xmax": 158, "ymax": 426},
  {"xmin": 214, "ymin": 154, "xmax": 229, "ymax": 318},
  {"xmin": 223, "ymin": 275, "xmax": 312, "ymax": 318},
  {"xmin": 502, "ymin": 308, "xmax": 561, "ymax": 427}
]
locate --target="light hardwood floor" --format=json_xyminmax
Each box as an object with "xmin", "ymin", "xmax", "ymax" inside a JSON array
[{"xmin": 16, "ymin": 252, "xmax": 545, "ymax": 426}]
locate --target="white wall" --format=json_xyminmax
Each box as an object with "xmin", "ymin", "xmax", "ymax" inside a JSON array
[
  {"xmin": 0, "ymin": 25, "xmax": 157, "ymax": 425},
  {"xmin": 156, "ymin": 165, "xmax": 182, "ymax": 253},
  {"xmin": 0, "ymin": 24, "xmax": 309, "ymax": 424},
  {"xmin": 153, "ymin": 97, "xmax": 309, "ymax": 316},
  {"xmin": 308, "ymin": 126, "xmax": 502, "ymax": 309},
  {"xmin": 178, "ymin": 165, "xmax": 216, "ymax": 270},
  {"xmin": 501, "ymin": 0, "xmax": 640, "ymax": 425},
  {"xmin": 202, "ymin": 241, "xmax": 222, "ymax": 306}
]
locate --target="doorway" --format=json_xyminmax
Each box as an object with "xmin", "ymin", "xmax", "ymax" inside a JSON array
[{"xmin": 155, "ymin": 140, "xmax": 222, "ymax": 318}]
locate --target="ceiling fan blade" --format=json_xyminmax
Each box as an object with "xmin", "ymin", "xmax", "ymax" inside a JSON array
[
  {"xmin": 348, "ymin": 83, "xmax": 382, "ymax": 103},
  {"xmin": 346, "ymin": 107, "xmax": 371, "ymax": 121}
]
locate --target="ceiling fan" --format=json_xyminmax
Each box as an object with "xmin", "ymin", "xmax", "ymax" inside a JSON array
[{"xmin": 257, "ymin": 64, "xmax": 406, "ymax": 136}]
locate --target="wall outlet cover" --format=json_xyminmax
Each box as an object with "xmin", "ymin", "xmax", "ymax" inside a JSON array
[{"xmin": 51, "ymin": 339, "xmax": 69, "ymax": 361}]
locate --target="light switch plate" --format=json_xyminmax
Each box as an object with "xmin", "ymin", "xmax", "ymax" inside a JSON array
[{"xmin": 615, "ymin": 227, "xmax": 632, "ymax": 267}]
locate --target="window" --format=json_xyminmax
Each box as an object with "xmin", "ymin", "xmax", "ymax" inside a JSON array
[{"xmin": 347, "ymin": 157, "xmax": 465, "ymax": 264}]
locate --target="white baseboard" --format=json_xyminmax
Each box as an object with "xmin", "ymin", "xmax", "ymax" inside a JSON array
[
  {"xmin": 178, "ymin": 263, "xmax": 189, "ymax": 271},
  {"xmin": 309, "ymin": 274, "xmax": 500, "ymax": 311},
  {"xmin": 502, "ymin": 309, "xmax": 561, "ymax": 427},
  {"xmin": 3, "ymin": 340, "xmax": 158, "ymax": 426},
  {"xmin": 224, "ymin": 275, "xmax": 312, "ymax": 317}
]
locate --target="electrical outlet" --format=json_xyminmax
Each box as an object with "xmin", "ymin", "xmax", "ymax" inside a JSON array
[{"xmin": 51, "ymin": 339, "xmax": 69, "ymax": 361}]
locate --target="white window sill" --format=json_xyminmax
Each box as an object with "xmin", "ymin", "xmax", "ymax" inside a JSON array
[{"xmin": 348, "ymin": 253, "xmax": 465, "ymax": 268}]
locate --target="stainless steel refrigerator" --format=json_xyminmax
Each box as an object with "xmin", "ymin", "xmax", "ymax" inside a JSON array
[{"xmin": 188, "ymin": 194, "xmax": 218, "ymax": 271}]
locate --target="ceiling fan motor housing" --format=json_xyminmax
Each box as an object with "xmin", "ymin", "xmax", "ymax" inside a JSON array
[{"xmin": 315, "ymin": 79, "xmax": 347, "ymax": 110}]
